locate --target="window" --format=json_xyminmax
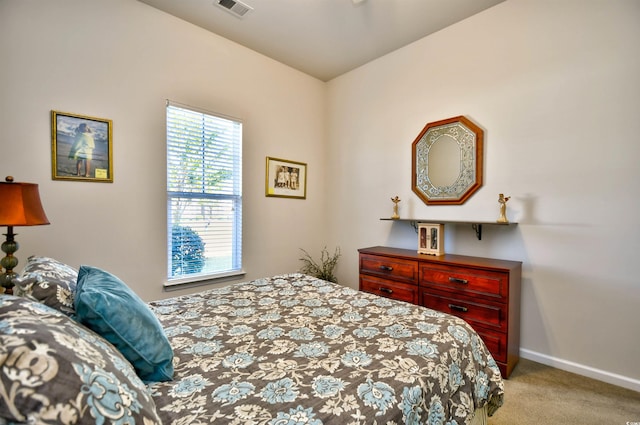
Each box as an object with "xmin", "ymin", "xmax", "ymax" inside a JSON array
[{"xmin": 166, "ymin": 102, "xmax": 242, "ymax": 284}]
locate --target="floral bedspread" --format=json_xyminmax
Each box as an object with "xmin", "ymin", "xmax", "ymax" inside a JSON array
[{"xmin": 147, "ymin": 273, "xmax": 504, "ymax": 424}]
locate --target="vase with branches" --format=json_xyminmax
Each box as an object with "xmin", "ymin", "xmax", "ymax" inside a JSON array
[{"xmin": 299, "ymin": 246, "xmax": 341, "ymax": 283}]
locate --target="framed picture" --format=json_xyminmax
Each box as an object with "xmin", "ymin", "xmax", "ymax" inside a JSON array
[
  {"xmin": 418, "ymin": 223, "xmax": 445, "ymax": 256},
  {"xmin": 51, "ymin": 110, "xmax": 113, "ymax": 182},
  {"xmin": 265, "ymin": 156, "xmax": 307, "ymax": 199}
]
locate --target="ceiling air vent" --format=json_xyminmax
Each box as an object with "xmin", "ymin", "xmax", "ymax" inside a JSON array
[{"xmin": 216, "ymin": 0, "xmax": 253, "ymax": 18}]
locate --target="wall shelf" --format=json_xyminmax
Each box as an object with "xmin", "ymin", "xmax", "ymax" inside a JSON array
[{"xmin": 380, "ymin": 218, "xmax": 517, "ymax": 240}]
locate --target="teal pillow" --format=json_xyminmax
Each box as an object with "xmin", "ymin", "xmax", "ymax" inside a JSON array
[{"xmin": 74, "ymin": 265, "xmax": 174, "ymax": 382}]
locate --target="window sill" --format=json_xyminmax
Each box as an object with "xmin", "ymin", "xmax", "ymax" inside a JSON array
[{"xmin": 163, "ymin": 270, "xmax": 246, "ymax": 292}]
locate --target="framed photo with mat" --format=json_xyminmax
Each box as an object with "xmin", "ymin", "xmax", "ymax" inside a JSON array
[
  {"xmin": 265, "ymin": 156, "xmax": 307, "ymax": 199},
  {"xmin": 418, "ymin": 223, "xmax": 444, "ymax": 256}
]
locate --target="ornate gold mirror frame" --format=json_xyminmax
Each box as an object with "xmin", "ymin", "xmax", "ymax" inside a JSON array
[{"xmin": 412, "ymin": 116, "xmax": 484, "ymax": 205}]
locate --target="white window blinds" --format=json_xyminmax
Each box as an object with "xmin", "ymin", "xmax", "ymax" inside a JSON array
[{"xmin": 166, "ymin": 102, "xmax": 242, "ymax": 283}]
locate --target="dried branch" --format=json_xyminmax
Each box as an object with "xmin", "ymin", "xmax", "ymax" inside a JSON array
[{"xmin": 299, "ymin": 246, "xmax": 341, "ymax": 283}]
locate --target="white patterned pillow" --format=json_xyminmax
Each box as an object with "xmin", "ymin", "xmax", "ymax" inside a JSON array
[{"xmin": 0, "ymin": 295, "xmax": 162, "ymax": 424}]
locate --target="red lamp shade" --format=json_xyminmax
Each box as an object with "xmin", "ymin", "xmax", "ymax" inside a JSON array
[{"xmin": 0, "ymin": 179, "xmax": 50, "ymax": 226}]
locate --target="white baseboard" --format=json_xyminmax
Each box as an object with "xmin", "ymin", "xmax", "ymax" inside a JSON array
[{"xmin": 520, "ymin": 349, "xmax": 640, "ymax": 393}]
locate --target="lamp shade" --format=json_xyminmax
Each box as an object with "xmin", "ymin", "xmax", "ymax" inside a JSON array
[{"xmin": 0, "ymin": 178, "xmax": 50, "ymax": 226}]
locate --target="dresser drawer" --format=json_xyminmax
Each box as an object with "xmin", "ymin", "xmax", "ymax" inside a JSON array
[
  {"xmin": 360, "ymin": 254, "xmax": 418, "ymax": 285},
  {"xmin": 420, "ymin": 264, "xmax": 507, "ymax": 300},
  {"xmin": 360, "ymin": 275, "xmax": 418, "ymax": 304},
  {"xmin": 475, "ymin": 328, "xmax": 507, "ymax": 363},
  {"xmin": 420, "ymin": 291, "xmax": 506, "ymax": 333}
]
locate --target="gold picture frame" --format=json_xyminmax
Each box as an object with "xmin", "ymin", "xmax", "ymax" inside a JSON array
[
  {"xmin": 265, "ymin": 156, "xmax": 307, "ymax": 199},
  {"xmin": 51, "ymin": 110, "xmax": 113, "ymax": 182}
]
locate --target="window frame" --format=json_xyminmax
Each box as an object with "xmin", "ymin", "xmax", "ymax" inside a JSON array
[{"xmin": 165, "ymin": 101, "xmax": 244, "ymax": 287}]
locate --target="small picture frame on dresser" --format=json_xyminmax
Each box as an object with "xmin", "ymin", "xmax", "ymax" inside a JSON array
[{"xmin": 418, "ymin": 223, "xmax": 444, "ymax": 256}]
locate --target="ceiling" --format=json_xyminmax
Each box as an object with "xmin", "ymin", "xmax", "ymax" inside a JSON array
[{"xmin": 139, "ymin": 0, "xmax": 505, "ymax": 82}]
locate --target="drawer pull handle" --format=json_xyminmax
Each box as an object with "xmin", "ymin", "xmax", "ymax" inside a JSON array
[
  {"xmin": 379, "ymin": 287, "xmax": 393, "ymax": 294},
  {"xmin": 448, "ymin": 277, "xmax": 468, "ymax": 285},
  {"xmin": 448, "ymin": 304, "xmax": 468, "ymax": 313},
  {"xmin": 379, "ymin": 265, "xmax": 393, "ymax": 271}
]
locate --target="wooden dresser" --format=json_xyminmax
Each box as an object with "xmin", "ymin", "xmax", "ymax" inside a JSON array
[{"xmin": 358, "ymin": 246, "xmax": 522, "ymax": 378}]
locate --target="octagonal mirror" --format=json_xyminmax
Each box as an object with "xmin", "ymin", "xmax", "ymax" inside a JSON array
[{"xmin": 412, "ymin": 116, "xmax": 483, "ymax": 205}]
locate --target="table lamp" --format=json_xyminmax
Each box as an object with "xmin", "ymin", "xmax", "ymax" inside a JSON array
[{"xmin": 0, "ymin": 176, "xmax": 50, "ymax": 294}]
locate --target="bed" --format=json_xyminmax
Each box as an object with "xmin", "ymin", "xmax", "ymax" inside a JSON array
[{"xmin": 0, "ymin": 256, "xmax": 504, "ymax": 425}]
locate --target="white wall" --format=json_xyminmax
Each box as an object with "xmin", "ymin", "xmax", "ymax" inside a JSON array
[
  {"xmin": 327, "ymin": 0, "xmax": 640, "ymax": 390},
  {"xmin": 0, "ymin": 0, "xmax": 328, "ymax": 300}
]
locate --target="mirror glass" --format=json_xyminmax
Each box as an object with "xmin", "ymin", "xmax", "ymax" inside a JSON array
[
  {"xmin": 412, "ymin": 116, "xmax": 483, "ymax": 205},
  {"xmin": 427, "ymin": 134, "xmax": 460, "ymax": 187}
]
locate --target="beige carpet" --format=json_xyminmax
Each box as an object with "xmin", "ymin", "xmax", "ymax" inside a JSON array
[{"xmin": 488, "ymin": 359, "xmax": 640, "ymax": 424}]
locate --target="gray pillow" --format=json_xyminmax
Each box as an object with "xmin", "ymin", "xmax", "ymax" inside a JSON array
[
  {"xmin": 0, "ymin": 295, "xmax": 162, "ymax": 424},
  {"xmin": 13, "ymin": 255, "xmax": 77, "ymax": 316}
]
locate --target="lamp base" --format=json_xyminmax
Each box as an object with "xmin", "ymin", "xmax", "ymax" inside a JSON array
[
  {"xmin": 0, "ymin": 272, "xmax": 17, "ymax": 294},
  {"xmin": 0, "ymin": 226, "xmax": 19, "ymax": 295}
]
